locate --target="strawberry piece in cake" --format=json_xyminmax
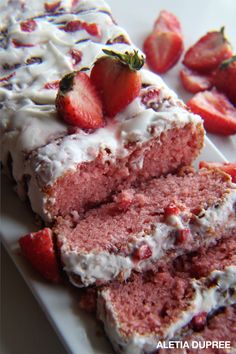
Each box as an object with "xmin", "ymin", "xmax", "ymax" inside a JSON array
[
  {"xmin": 54, "ymin": 168, "xmax": 236, "ymax": 287},
  {"xmin": 97, "ymin": 234, "xmax": 236, "ymax": 354}
]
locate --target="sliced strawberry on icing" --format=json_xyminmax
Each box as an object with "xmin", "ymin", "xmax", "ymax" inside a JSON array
[
  {"xmin": 154, "ymin": 10, "xmax": 182, "ymax": 35},
  {"xmin": 55, "ymin": 71, "xmax": 104, "ymax": 129},
  {"xmin": 212, "ymin": 56, "xmax": 236, "ymax": 106},
  {"xmin": 19, "ymin": 228, "xmax": 60, "ymax": 283},
  {"xmin": 187, "ymin": 89, "xmax": 236, "ymax": 135},
  {"xmin": 199, "ymin": 161, "xmax": 236, "ymax": 183},
  {"xmin": 180, "ymin": 67, "xmax": 213, "ymax": 94},
  {"xmin": 12, "ymin": 39, "xmax": 34, "ymax": 47},
  {"xmin": 44, "ymin": 1, "xmax": 61, "ymax": 12},
  {"xmin": 20, "ymin": 19, "xmax": 37, "ymax": 32},
  {"xmin": 44, "ymin": 80, "xmax": 60, "ymax": 89},
  {"xmin": 164, "ymin": 203, "xmax": 181, "ymax": 218},
  {"xmin": 183, "ymin": 27, "xmax": 233, "ymax": 73},
  {"xmin": 62, "ymin": 20, "xmax": 101, "ymax": 37},
  {"xmin": 90, "ymin": 49, "xmax": 144, "ymax": 117},
  {"xmin": 70, "ymin": 48, "xmax": 83, "ymax": 66},
  {"xmin": 143, "ymin": 31, "xmax": 183, "ymax": 74},
  {"xmin": 133, "ymin": 244, "xmax": 152, "ymax": 261}
]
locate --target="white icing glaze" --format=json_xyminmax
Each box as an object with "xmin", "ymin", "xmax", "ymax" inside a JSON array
[{"xmin": 97, "ymin": 266, "xmax": 236, "ymax": 354}]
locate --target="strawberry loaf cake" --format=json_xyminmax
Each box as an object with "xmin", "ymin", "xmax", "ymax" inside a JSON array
[
  {"xmin": 0, "ymin": 0, "xmax": 204, "ymax": 222},
  {"xmin": 54, "ymin": 167, "xmax": 236, "ymax": 287},
  {"xmin": 97, "ymin": 233, "xmax": 236, "ymax": 354}
]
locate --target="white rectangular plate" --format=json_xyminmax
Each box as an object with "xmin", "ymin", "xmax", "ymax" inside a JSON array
[{"xmin": 1, "ymin": 0, "xmax": 235, "ymax": 353}]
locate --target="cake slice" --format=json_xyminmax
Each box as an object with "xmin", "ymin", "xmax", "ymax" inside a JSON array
[
  {"xmin": 54, "ymin": 167, "xmax": 236, "ymax": 287},
  {"xmin": 0, "ymin": 0, "xmax": 204, "ymax": 222},
  {"xmin": 97, "ymin": 234, "xmax": 236, "ymax": 354}
]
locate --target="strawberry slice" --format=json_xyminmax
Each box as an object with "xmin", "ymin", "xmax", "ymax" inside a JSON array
[
  {"xmin": 154, "ymin": 10, "xmax": 182, "ymax": 35},
  {"xmin": 90, "ymin": 49, "xmax": 144, "ymax": 117},
  {"xmin": 180, "ymin": 68, "xmax": 213, "ymax": 93},
  {"xmin": 12, "ymin": 39, "xmax": 34, "ymax": 47},
  {"xmin": 133, "ymin": 244, "xmax": 152, "ymax": 261},
  {"xmin": 20, "ymin": 19, "xmax": 37, "ymax": 32},
  {"xmin": 70, "ymin": 48, "xmax": 82, "ymax": 66},
  {"xmin": 199, "ymin": 161, "xmax": 236, "ymax": 183},
  {"xmin": 183, "ymin": 27, "xmax": 233, "ymax": 73},
  {"xmin": 143, "ymin": 31, "xmax": 183, "ymax": 74},
  {"xmin": 213, "ymin": 56, "xmax": 236, "ymax": 106},
  {"xmin": 187, "ymin": 89, "xmax": 236, "ymax": 135},
  {"xmin": 19, "ymin": 228, "xmax": 60, "ymax": 283},
  {"xmin": 56, "ymin": 71, "xmax": 104, "ymax": 129}
]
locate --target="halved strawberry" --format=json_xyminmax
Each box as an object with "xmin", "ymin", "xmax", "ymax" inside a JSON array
[
  {"xmin": 187, "ymin": 89, "xmax": 236, "ymax": 135},
  {"xmin": 180, "ymin": 68, "xmax": 213, "ymax": 93},
  {"xmin": 19, "ymin": 228, "xmax": 60, "ymax": 283},
  {"xmin": 199, "ymin": 161, "xmax": 236, "ymax": 183},
  {"xmin": 90, "ymin": 49, "xmax": 144, "ymax": 117},
  {"xmin": 56, "ymin": 71, "xmax": 104, "ymax": 129},
  {"xmin": 20, "ymin": 19, "xmax": 37, "ymax": 32},
  {"xmin": 183, "ymin": 27, "xmax": 233, "ymax": 73},
  {"xmin": 143, "ymin": 31, "xmax": 183, "ymax": 74},
  {"xmin": 213, "ymin": 56, "xmax": 236, "ymax": 106},
  {"xmin": 154, "ymin": 10, "xmax": 182, "ymax": 35}
]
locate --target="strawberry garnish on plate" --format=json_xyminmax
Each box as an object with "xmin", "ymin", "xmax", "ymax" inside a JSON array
[
  {"xmin": 199, "ymin": 161, "xmax": 236, "ymax": 183},
  {"xmin": 213, "ymin": 55, "xmax": 236, "ymax": 106},
  {"xmin": 20, "ymin": 19, "xmax": 37, "ymax": 32},
  {"xmin": 180, "ymin": 68, "xmax": 213, "ymax": 93},
  {"xmin": 90, "ymin": 49, "xmax": 145, "ymax": 117},
  {"xmin": 143, "ymin": 10, "xmax": 183, "ymax": 74},
  {"xmin": 154, "ymin": 10, "xmax": 182, "ymax": 35},
  {"xmin": 183, "ymin": 27, "xmax": 233, "ymax": 73},
  {"xmin": 187, "ymin": 89, "xmax": 236, "ymax": 135},
  {"xmin": 56, "ymin": 71, "xmax": 104, "ymax": 129},
  {"xmin": 19, "ymin": 228, "xmax": 61, "ymax": 283}
]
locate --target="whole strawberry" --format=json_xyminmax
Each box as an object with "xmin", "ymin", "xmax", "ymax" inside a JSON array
[
  {"xmin": 213, "ymin": 56, "xmax": 236, "ymax": 105},
  {"xmin": 183, "ymin": 27, "xmax": 233, "ymax": 72},
  {"xmin": 56, "ymin": 71, "xmax": 104, "ymax": 129},
  {"xmin": 90, "ymin": 49, "xmax": 145, "ymax": 117}
]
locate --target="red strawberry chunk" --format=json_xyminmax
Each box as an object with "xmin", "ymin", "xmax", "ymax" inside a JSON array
[
  {"xmin": 164, "ymin": 203, "xmax": 181, "ymax": 218},
  {"xmin": 19, "ymin": 228, "xmax": 60, "ymax": 283},
  {"xmin": 70, "ymin": 48, "xmax": 82, "ymax": 65},
  {"xmin": 199, "ymin": 161, "xmax": 236, "ymax": 183},
  {"xmin": 63, "ymin": 20, "xmax": 101, "ymax": 37},
  {"xmin": 141, "ymin": 87, "xmax": 161, "ymax": 106},
  {"xmin": 180, "ymin": 68, "xmax": 213, "ymax": 94},
  {"xmin": 183, "ymin": 28, "xmax": 233, "ymax": 73},
  {"xmin": 12, "ymin": 39, "xmax": 34, "ymax": 48},
  {"xmin": 143, "ymin": 31, "xmax": 183, "ymax": 74},
  {"xmin": 20, "ymin": 19, "xmax": 37, "ymax": 32},
  {"xmin": 191, "ymin": 312, "xmax": 208, "ymax": 331},
  {"xmin": 133, "ymin": 244, "xmax": 152, "ymax": 261},
  {"xmin": 44, "ymin": 1, "xmax": 61, "ymax": 12},
  {"xmin": 114, "ymin": 190, "xmax": 134, "ymax": 210},
  {"xmin": 56, "ymin": 71, "xmax": 104, "ymax": 129},
  {"xmin": 187, "ymin": 89, "xmax": 236, "ymax": 135},
  {"xmin": 175, "ymin": 229, "xmax": 191, "ymax": 245},
  {"xmin": 154, "ymin": 10, "xmax": 182, "ymax": 35},
  {"xmin": 44, "ymin": 80, "xmax": 60, "ymax": 89}
]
